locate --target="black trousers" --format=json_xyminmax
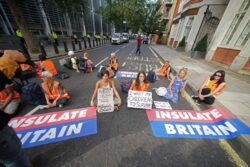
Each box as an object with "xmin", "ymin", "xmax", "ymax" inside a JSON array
[
  {"xmin": 200, "ymin": 88, "xmax": 215, "ymax": 105},
  {"xmin": 136, "ymin": 45, "xmax": 141, "ymax": 54}
]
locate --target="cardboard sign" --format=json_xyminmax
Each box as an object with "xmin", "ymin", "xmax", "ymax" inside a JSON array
[
  {"xmin": 154, "ymin": 101, "xmax": 172, "ymax": 110},
  {"xmin": 8, "ymin": 107, "xmax": 97, "ymax": 148},
  {"xmin": 146, "ymin": 107, "xmax": 250, "ymax": 139},
  {"xmin": 127, "ymin": 90, "xmax": 153, "ymax": 109},
  {"xmin": 97, "ymin": 88, "xmax": 114, "ymax": 113}
]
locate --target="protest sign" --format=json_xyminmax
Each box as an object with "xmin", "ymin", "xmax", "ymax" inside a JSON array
[
  {"xmin": 127, "ymin": 90, "xmax": 152, "ymax": 109},
  {"xmin": 97, "ymin": 88, "xmax": 114, "ymax": 113},
  {"xmin": 116, "ymin": 71, "xmax": 138, "ymax": 78},
  {"xmin": 154, "ymin": 101, "xmax": 172, "ymax": 110},
  {"xmin": 146, "ymin": 107, "xmax": 250, "ymax": 139},
  {"xmin": 8, "ymin": 107, "xmax": 97, "ymax": 148}
]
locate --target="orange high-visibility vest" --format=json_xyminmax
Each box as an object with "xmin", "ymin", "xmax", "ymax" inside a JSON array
[
  {"xmin": 0, "ymin": 86, "xmax": 20, "ymax": 102},
  {"xmin": 41, "ymin": 81, "xmax": 70, "ymax": 100},
  {"xmin": 206, "ymin": 79, "xmax": 227, "ymax": 97},
  {"xmin": 131, "ymin": 80, "xmax": 150, "ymax": 91},
  {"xmin": 159, "ymin": 64, "xmax": 170, "ymax": 77},
  {"xmin": 109, "ymin": 58, "xmax": 118, "ymax": 68},
  {"xmin": 41, "ymin": 60, "xmax": 58, "ymax": 76}
]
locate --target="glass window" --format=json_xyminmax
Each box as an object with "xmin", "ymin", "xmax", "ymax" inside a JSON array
[
  {"xmin": 235, "ymin": 20, "xmax": 250, "ymax": 47},
  {"xmin": 221, "ymin": 0, "xmax": 250, "ymax": 45},
  {"xmin": 184, "ymin": 17, "xmax": 194, "ymax": 38}
]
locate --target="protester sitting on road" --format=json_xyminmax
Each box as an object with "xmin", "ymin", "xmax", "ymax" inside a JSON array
[
  {"xmin": 130, "ymin": 71, "xmax": 150, "ymax": 91},
  {"xmin": 78, "ymin": 52, "xmax": 94, "ymax": 73},
  {"xmin": 90, "ymin": 70, "xmax": 121, "ymax": 110},
  {"xmin": 155, "ymin": 60, "xmax": 171, "ymax": 80},
  {"xmin": 163, "ymin": 68, "xmax": 188, "ymax": 103},
  {"xmin": 108, "ymin": 52, "xmax": 118, "ymax": 73},
  {"xmin": 192, "ymin": 70, "xmax": 226, "ymax": 105},
  {"xmin": 68, "ymin": 51, "xmax": 80, "ymax": 72},
  {"xmin": 0, "ymin": 52, "xmax": 32, "ymax": 167},
  {"xmin": 41, "ymin": 71, "xmax": 70, "ymax": 108},
  {"xmin": 39, "ymin": 54, "xmax": 63, "ymax": 79}
]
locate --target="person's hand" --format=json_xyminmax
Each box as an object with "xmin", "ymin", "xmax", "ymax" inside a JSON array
[
  {"xmin": 198, "ymin": 94, "xmax": 204, "ymax": 100},
  {"xmin": 90, "ymin": 100, "xmax": 94, "ymax": 106},
  {"xmin": 117, "ymin": 98, "xmax": 121, "ymax": 106}
]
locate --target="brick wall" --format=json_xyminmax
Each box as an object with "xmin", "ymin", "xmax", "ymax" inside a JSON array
[{"xmin": 212, "ymin": 47, "xmax": 240, "ymax": 66}]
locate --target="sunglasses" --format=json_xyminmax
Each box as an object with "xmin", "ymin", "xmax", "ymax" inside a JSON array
[{"xmin": 215, "ymin": 74, "xmax": 222, "ymax": 77}]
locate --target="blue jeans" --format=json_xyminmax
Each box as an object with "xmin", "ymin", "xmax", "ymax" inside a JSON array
[
  {"xmin": 56, "ymin": 98, "xmax": 68, "ymax": 106},
  {"xmin": 0, "ymin": 126, "xmax": 32, "ymax": 167}
]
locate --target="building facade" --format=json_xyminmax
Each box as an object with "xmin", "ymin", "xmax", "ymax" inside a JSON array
[
  {"xmin": 0, "ymin": 0, "xmax": 111, "ymax": 37},
  {"xmin": 168, "ymin": 0, "xmax": 250, "ymax": 74}
]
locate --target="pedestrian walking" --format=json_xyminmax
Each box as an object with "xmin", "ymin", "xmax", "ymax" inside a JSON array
[{"xmin": 135, "ymin": 35, "xmax": 142, "ymax": 55}]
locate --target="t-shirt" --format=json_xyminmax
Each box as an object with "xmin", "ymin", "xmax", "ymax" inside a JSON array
[
  {"xmin": 0, "ymin": 71, "xmax": 12, "ymax": 129},
  {"xmin": 136, "ymin": 37, "xmax": 142, "ymax": 45}
]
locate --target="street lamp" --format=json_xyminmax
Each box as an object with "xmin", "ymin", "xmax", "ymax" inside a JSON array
[{"xmin": 123, "ymin": 20, "xmax": 127, "ymax": 32}]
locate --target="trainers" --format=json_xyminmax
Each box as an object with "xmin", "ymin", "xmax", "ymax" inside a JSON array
[
  {"xmin": 194, "ymin": 99, "xmax": 201, "ymax": 105},
  {"xmin": 59, "ymin": 104, "xmax": 63, "ymax": 108},
  {"xmin": 191, "ymin": 95, "xmax": 198, "ymax": 100}
]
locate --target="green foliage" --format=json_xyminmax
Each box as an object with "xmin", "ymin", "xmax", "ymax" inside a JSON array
[
  {"xmin": 194, "ymin": 34, "xmax": 208, "ymax": 52},
  {"xmin": 178, "ymin": 36, "xmax": 185, "ymax": 48},
  {"xmin": 99, "ymin": 0, "xmax": 163, "ymax": 33}
]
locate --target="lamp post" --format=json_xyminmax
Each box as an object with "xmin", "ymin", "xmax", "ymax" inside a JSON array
[{"xmin": 123, "ymin": 20, "xmax": 127, "ymax": 32}]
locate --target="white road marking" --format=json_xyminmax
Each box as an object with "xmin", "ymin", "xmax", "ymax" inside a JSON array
[
  {"xmin": 149, "ymin": 46, "xmax": 164, "ymax": 65},
  {"xmin": 95, "ymin": 57, "xmax": 109, "ymax": 67},
  {"xmin": 122, "ymin": 62, "xmax": 126, "ymax": 67},
  {"xmin": 25, "ymin": 105, "xmax": 50, "ymax": 116}
]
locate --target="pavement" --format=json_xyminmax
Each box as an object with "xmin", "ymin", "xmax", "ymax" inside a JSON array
[
  {"xmin": 150, "ymin": 44, "xmax": 250, "ymax": 165},
  {"xmin": 13, "ymin": 42, "xmax": 242, "ymax": 167}
]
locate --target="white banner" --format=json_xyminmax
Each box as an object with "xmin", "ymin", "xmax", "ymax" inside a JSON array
[
  {"xmin": 154, "ymin": 101, "xmax": 172, "ymax": 110},
  {"xmin": 97, "ymin": 88, "xmax": 114, "ymax": 113},
  {"xmin": 127, "ymin": 90, "xmax": 152, "ymax": 109}
]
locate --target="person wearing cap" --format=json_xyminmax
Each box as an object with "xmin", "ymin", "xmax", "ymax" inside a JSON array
[
  {"xmin": 41, "ymin": 71, "xmax": 70, "ymax": 108},
  {"xmin": 68, "ymin": 51, "xmax": 80, "ymax": 72},
  {"xmin": 108, "ymin": 52, "xmax": 118, "ymax": 73}
]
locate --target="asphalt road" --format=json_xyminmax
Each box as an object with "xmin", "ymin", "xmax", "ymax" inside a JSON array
[{"xmin": 17, "ymin": 42, "xmax": 236, "ymax": 167}]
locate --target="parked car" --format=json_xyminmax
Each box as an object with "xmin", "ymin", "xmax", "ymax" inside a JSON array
[
  {"xmin": 122, "ymin": 33, "xmax": 129, "ymax": 43},
  {"xmin": 111, "ymin": 33, "xmax": 122, "ymax": 44}
]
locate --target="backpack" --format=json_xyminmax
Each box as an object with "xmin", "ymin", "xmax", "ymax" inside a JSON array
[
  {"xmin": 78, "ymin": 58, "xmax": 87, "ymax": 71},
  {"xmin": 21, "ymin": 82, "xmax": 46, "ymax": 106},
  {"xmin": 97, "ymin": 66, "xmax": 106, "ymax": 78},
  {"xmin": 121, "ymin": 80, "xmax": 132, "ymax": 93},
  {"xmin": 147, "ymin": 70, "xmax": 157, "ymax": 82}
]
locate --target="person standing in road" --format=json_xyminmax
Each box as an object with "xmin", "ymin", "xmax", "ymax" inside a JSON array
[
  {"xmin": 90, "ymin": 70, "xmax": 121, "ymax": 110},
  {"xmin": 192, "ymin": 70, "xmax": 227, "ymax": 105},
  {"xmin": 130, "ymin": 71, "xmax": 150, "ymax": 91},
  {"xmin": 163, "ymin": 68, "xmax": 188, "ymax": 103},
  {"xmin": 135, "ymin": 35, "xmax": 142, "ymax": 55}
]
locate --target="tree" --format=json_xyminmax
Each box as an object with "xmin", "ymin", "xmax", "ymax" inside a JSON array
[
  {"xmin": 6, "ymin": 0, "xmax": 39, "ymax": 53},
  {"xmin": 194, "ymin": 34, "xmax": 208, "ymax": 52},
  {"xmin": 178, "ymin": 37, "xmax": 185, "ymax": 48},
  {"xmin": 99, "ymin": 0, "xmax": 163, "ymax": 33}
]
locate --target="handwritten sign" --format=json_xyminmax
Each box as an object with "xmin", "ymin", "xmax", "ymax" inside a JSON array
[
  {"xmin": 127, "ymin": 90, "xmax": 153, "ymax": 109},
  {"xmin": 97, "ymin": 88, "xmax": 114, "ymax": 113},
  {"xmin": 146, "ymin": 107, "xmax": 250, "ymax": 139},
  {"xmin": 154, "ymin": 101, "xmax": 172, "ymax": 110},
  {"xmin": 8, "ymin": 107, "xmax": 97, "ymax": 148}
]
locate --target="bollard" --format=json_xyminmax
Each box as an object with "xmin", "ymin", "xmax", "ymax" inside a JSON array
[
  {"xmin": 88, "ymin": 38, "xmax": 91, "ymax": 48},
  {"xmin": 63, "ymin": 41, "xmax": 68, "ymax": 52},
  {"xmin": 79, "ymin": 41, "xmax": 82, "ymax": 50},
  {"xmin": 95, "ymin": 38, "xmax": 98, "ymax": 46},
  {"xmin": 83, "ymin": 38, "xmax": 87, "ymax": 48},
  {"xmin": 72, "ymin": 41, "xmax": 76, "ymax": 51},
  {"xmin": 93, "ymin": 39, "xmax": 95, "ymax": 47},
  {"xmin": 53, "ymin": 42, "xmax": 59, "ymax": 54},
  {"xmin": 102, "ymin": 39, "xmax": 104, "ymax": 45},
  {"xmin": 39, "ymin": 42, "xmax": 47, "ymax": 57}
]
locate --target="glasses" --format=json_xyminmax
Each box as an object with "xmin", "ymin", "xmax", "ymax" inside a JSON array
[{"xmin": 215, "ymin": 74, "xmax": 222, "ymax": 77}]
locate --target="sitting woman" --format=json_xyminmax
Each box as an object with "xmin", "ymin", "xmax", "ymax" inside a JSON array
[
  {"xmin": 130, "ymin": 71, "xmax": 150, "ymax": 91},
  {"xmin": 163, "ymin": 68, "xmax": 188, "ymax": 103},
  {"xmin": 155, "ymin": 60, "xmax": 171, "ymax": 80},
  {"xmin": 109, "ymin": 52, "xmax": 118, "ymax": 73},
  {"xmin": 38, "ymin": 54, "xmax": 61, "ymax": 79},
  {"xmin": 78, "ymin": 52, "xmax": 94, "ymax": 73},
  {"xmin": 192, "ymin": 70, "xmax": 226, "ymax": 105},
  {"xmin": 41, "ymin": 71, "xmax": 70, "ymax": 108},
  {"xmin": 90, "ymin": 70, "xmax": 121, "ymax": 110},
  {"xmin": 68, "ymin": 51, "xmax": 80, "ymax": 72},
  {"xmin": 0, "ymin": 84, "xmax": 21, "ymax": 115}
]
